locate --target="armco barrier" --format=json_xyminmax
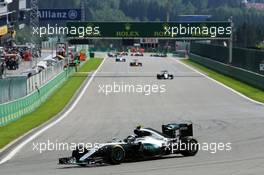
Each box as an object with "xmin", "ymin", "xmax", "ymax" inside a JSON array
[
  {"xmin": 190, "ymin": 53, "xmax": 264, "ymax": 90},
  {"xmin": 190, "ymin": 43, "xmax": 264, "ymax": 75}
]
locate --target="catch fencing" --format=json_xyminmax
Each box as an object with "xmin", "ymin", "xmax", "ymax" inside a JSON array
[
  {"xmin": 0, "ymin": 76, "xmax": 27, "ymax": 104},
  {"xmin": 26, "ymin": 61, "xmax": 64, "ymax": 94},
  {"xmin": 0, "ymin": 67, "xmax": 75, "ymax": 126},
  {"xmin": 0, "ymin": 61, "xmax": 64, "ymax": 104}
]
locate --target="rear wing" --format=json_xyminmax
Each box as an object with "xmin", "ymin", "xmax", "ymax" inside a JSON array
[{"xmin": 162, "ymin": 123, "xmax": 193, "ymax": 138}]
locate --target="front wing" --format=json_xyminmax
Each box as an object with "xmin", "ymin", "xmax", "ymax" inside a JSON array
[{"xmin": 59, "ymin": 157, "xmax": 104, "ymax": 165}]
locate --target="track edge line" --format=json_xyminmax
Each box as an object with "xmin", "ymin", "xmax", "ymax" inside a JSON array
[{"xmin": 174, "ymin": 57, "xmax": 264, "ymax": 106}]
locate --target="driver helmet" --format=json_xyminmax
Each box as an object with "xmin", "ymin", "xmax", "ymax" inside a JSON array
[{"xmin": 126, "ymin": 135, "xmax": 136, "ymax": 143}]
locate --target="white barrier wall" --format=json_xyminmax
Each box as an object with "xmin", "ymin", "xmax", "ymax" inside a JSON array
[{"xmin": 26, "ymin": 61, "xmax": 64, "ymax": 94}]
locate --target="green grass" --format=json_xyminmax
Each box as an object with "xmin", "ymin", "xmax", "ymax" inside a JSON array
[
  {"xmin": 0, "ymin": 58, "xmax": 103, "ymax": 149},
  {"xmin": 78, "ymin": 58, "xmax": 103, "ymax": 72},
  {"xmin": 182, "ymin": 59, "xmax": 264, "ymax": 103}
]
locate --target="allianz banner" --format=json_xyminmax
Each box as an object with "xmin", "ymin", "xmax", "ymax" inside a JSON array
[{"xmin": 38, "ymin": 9, "xmax": 82, "ymax": 21}]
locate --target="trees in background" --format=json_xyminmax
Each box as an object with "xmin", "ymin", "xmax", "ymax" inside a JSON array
[{"xmin": 38, "ymin": 0, "xmax": 264, "ymax": 48}]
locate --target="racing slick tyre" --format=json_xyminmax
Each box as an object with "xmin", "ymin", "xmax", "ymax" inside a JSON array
[
  {"xmin": 109, "ymin": 145, "xmax": 125, "ymax": 165},
  {"xmin": 170, "ymin": 75, "xmax": 174, "ymax": 79},
  {"xmin": 157, "ymin": 74, "xmax": 161, "ymax": 79},
  {"xmin": 180, "ymin": 138, "xmax": 199, "ymax": 157}
]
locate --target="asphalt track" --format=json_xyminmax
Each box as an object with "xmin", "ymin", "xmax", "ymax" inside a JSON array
[{"xmin": 0, "ymin": 56, "xmax": 264, "ymax": 175}]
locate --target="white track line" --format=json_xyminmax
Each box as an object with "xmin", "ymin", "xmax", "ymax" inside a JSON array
[
  {"xmin": 173, "ymin": 58, "xmax": 264, "ymax": 106},
  {"xmin": 0, "ymin": 58, "xmax": 106, "ymax": 165}
]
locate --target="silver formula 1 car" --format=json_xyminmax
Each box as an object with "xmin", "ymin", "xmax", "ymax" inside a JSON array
[
  {"xmin": 131, "ymin": 51, "xmax": 144, "ymax": 56},
  {"xmin": 59, "ymin": 123, "xmax": 198, "ymax": 166},
  {"xmin": 157, "ymin": 70, "xmax": 174, "ymax": 80},
  {"xmin": 115, "ymin": 56, "xmax": 126, "ymax": 62},
  {"xmin": 130, "ymin": 59, "xmax": 142, "ymax": 67}
]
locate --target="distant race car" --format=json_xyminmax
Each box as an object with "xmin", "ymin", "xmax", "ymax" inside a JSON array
[
  {"xmin": 130, "ymin": 59, "xmax": 142, "ymax": 67},
  {"xmin": 59, "ymin": 123, "xmax": 198, "ymax": 166},
  {"xmin": 108, "ymin": 52, "xmax": 117, "ymax": 57},
  {"xmin": 119, "ymin": 51, "xmax": 128, "ymax": 56},
  {"xmin": 150, "ymin": 53, "xmax": 167, "ymax": 57},
  {"xmin": 115, "ymin": 56, "xmax": 126, "ymax": 62},
  {"xmin": 157, "ymin": 70, "xmax": 174, "ymax": 80},
  {"xmin": 131, "ymin": 52, "xmax": 144, "ymax": 56}
]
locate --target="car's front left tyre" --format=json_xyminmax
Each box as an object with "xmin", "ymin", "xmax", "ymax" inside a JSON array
[{"xmin": 109, "ymin": 145, "xmax": 125, "ymax": 165}]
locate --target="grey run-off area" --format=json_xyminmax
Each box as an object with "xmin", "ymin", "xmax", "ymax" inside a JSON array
[{"xmin": 0, "ymin": 55, "xmax": 264, "ymax": 175}]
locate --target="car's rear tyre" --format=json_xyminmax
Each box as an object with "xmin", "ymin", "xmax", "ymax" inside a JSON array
[
  {"xmin": 109, "ymin": 145, "xmax": 125, "ymax": 165},
  {"xmin": 180, "ymin": 138, "xmax": 199, "ymax": 157}
]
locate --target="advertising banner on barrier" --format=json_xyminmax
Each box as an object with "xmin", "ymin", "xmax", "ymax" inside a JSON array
[{"xmin": 38, "ymin": 9, "xmax": 82, "ymax": 21}]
